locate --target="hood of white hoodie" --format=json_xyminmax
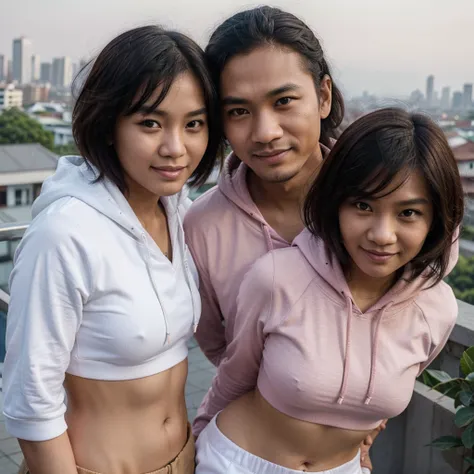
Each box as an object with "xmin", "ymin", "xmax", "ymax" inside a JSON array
[{"xmin": 32, "ymin": 155, "xmax": 190, "ymax": 241}]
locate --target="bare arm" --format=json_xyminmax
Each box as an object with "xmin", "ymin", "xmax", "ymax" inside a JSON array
[{"xmin": 19, "ymin": 433, "xmax": 77, "ymax": 474}]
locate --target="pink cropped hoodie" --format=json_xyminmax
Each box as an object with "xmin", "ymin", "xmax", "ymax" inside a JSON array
[{"xmin": 192, "ymin": 229, "xmax": 458, "ymax": 436}]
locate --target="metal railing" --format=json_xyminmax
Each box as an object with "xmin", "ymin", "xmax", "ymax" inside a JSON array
[
  {"xmin": 0, "ymin": 222, "xmax": 28, "ymax": 241},
  {"xmin": 0, "ymin": 223, "xmax": 28, "ymax": 313}
]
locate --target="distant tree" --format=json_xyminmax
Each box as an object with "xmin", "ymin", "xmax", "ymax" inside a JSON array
[
  {"xmin": 54, "ymin": 143, "xmax": 79, "ymax": 156},
  {"xmin": 446, "ymin": 255, "xmax": 474, "ymax": 303},
  {"xmin": 0, "ymin": 108, "xmax": 54, "ymax": 151}
]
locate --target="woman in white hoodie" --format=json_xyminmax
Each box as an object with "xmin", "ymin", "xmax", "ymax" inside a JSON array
[{"xmin": 3, "ymin": 26, "xmax": 222, "ymax": 474}]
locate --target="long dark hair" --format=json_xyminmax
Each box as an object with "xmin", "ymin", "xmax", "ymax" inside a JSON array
[
  {"xmin": 205, "ymin": 6, "xmax": 344, "ymax": 148},
  {"xmin": 304, "ymin": 107, "xmax": 464, "ymax": 285},
  {"xmin": 73, "ymin": 25, "xmax": 223, "ymax": 192}
]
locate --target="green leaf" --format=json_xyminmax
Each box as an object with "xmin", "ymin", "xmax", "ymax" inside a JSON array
[
  {"xmin": 461, "ymin": 347, "xmax": 474, "ymax": 376},
  {"xmin": 465, "ymin": 457, "xmax": 474, "ymax": 467},
  {"xmin": 432, "ymin": 378, "xmax": 464, "ymax": 398},
  {"xmin": 428, "ymin": 435, "xmax": 463, "ymax": 450},
  {"xmin": 463, "ymin": 423, "xmax": 474, "ymax": 449},
  {"xmin": 459, "ymin": 390, "xmax": 474, "ymax": 407},
  {"xmin": 426, "ymin": 370, "xmax": 453, "ymax": 384},
  {"xmin": 455, "ymin": 407, "xmax": 474, "ymax": 427}
]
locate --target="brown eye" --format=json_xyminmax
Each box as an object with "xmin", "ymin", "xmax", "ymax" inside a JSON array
[{"xmin": 355, "ymin": 202, "xmax": 371, "ymax": 211}]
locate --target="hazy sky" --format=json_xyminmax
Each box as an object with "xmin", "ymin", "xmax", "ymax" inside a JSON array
[{"xmin": 1, "ymin": 0, "xmax": 473, "ymax": 97}]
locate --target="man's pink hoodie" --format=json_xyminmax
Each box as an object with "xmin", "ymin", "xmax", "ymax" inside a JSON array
[{"xmin": 184, "ymin": 147, "xmax": 329, "ymax": 366}]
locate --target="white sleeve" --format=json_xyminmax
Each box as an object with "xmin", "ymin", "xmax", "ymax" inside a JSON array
[{"xmin": 2, "ymin": 216, "xmax": 94, "ymax": 441}]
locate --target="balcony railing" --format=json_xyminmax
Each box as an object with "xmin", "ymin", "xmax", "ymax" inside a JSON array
[{"xmin": 0, "ymin": 223, "xmax": 27, "ymax": 313}]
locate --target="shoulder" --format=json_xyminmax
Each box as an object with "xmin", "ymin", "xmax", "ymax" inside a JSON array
[
  {"xmin": 21, "ymin": 197, "xmax": 99, "ymax": 258},
  {"xmin": 242, "ymin": 247, "xmax": 316, "ymax": 300},
  {"xmin": 414, "ymin": 281, "xmax": 458, "ymax": 335},
  {"xmin": 184, "ymin": 186, "xmax": 233, "ymax": 232}
]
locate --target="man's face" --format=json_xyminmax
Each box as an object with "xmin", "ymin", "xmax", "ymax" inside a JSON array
[{"xmin": 220, "ymin": 45, "xmax": 332, "ymax": 183}]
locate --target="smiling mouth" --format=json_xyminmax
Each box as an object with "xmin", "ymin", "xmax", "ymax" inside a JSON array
[
  {"xmin": 254, "ymin": 149, "xmax": 290, "ymax": 158},
  {"xmin": 150, "ymin": 166, "xmax": 186, "ymax": 180},
  {"xmin": 362, "ymin": 248, "xmax": 398, "ymax": 262}
]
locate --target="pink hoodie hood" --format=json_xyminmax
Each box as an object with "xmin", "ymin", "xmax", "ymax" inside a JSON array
[{"xmin": 216, "ymin": 152, "xmax": 290, "ymax": 252}]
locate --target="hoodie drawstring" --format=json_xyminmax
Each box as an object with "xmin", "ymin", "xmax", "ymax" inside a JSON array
[
  {"xmin": 337, "ymin": 295, "xmax": 353, "ymax": 405},
  {"xmin": 338, "ymin": 295, "xmax": 392, "ymax": 406},
  {"xmin": 177, "ymin": 213, "xmax": 199, "ymax": 334},
  {"xmin": 141, "ymin": 233, "xmax": 171, "ymax": 345},
  {"xmin": 262, "ymin": 224, "xmax": 274, "ymax": 251},
  {"xmin": 364, "ymin": 303, "xmax": 392, "ymax": 405}
]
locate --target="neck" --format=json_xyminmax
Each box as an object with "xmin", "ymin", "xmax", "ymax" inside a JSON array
[
  {"xmin": 124, "ymin": 181, "xmax": 161, "ymax": 225},
  {"xmin": 248, "ymin": 145, "xmax": 323, "ymax": 212},
  {"xmin": 346, "ymin": 265, "xmax": 395, "ymax": 308}
]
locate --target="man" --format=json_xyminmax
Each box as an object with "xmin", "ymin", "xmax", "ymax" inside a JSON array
[{"xmin": 184, "ymin": 6, "xmax": 381, "ymax": 470}]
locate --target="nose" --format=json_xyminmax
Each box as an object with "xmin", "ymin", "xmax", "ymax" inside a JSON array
[
  {"xmin": 251, "ymin": 110, "xmax": 283, "ymax": 144},
  {"xmin": 158, "ymin": 129, "xmax": 186, "ymax": 159},
  {"xmin": 367, "ymin": 216, "xmax": 397, "ymax": 247}
]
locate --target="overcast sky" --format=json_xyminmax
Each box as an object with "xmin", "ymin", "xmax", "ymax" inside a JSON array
[{"xmin": 1, "ymin": 0, "xmax": 472, "ymax": 97}]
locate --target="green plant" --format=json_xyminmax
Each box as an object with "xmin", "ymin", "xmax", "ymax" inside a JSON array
[
  {"xmin": 425, "ymin": 346, "xmax": 474, "ymax": 472},
  {"xmin": 0, "ymin": 107, "xmax": 54, "ymax": 150}
]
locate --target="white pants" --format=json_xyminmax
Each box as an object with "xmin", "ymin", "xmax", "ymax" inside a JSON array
[{"xmin": 196, "ymin": 415, "xmax": 370, "ymax": 474}]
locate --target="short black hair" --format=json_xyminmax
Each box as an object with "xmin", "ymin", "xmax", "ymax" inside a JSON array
[
  {"xmin": 205, "ymin": 6, "xmax": 344, "ymax": 148},
  {"xmin": 304, "ymin": 107, "xmax": 464, "ymax": 285},
  {"xmin": 73, "ymin": 25, "xmax": 223, "ymax": 192}
]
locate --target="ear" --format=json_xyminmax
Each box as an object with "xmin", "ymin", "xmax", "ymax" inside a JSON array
[{"xmin": 319, "ymin": 74, "xmax": 332, "ymax": 120}]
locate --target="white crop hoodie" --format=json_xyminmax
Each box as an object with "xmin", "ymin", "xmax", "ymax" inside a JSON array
[{"xmin": 3, "ymin": 156, "xmax": 201, "ymax": 442}]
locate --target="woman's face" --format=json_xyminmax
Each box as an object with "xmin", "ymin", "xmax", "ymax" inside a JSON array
[
  {"xmin": 339, "ymin": 170, "xmax": 434, "ymax": 284},
  {"xmin": 114, "ymin": 71, "xmax": 209, "ymax": 198}
]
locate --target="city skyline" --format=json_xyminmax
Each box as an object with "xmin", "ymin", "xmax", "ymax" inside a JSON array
[{"xmin": 1, "ymin": 0, "xmax": 473, "ymax": 97}]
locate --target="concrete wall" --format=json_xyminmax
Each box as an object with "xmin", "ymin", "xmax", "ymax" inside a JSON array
[{"xmin": 372, "ymin": 383, "xmax": 467, "ymax": 474}]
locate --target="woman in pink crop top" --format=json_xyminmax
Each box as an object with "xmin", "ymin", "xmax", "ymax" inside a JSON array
[{"xmin": 194, "ymin": 108, "xmax": 464, "ymax": 474}]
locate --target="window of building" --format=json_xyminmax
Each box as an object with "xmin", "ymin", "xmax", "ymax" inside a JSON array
[
  {"xmin": 15, "ymin": 189, "xmax": 22, "ymax": 206},
  {"xmin": 470, "ymin": 162, "xmax": 473, "ymax": 170},
  {"xmin": 0, "ymin": 187, "xmax": 6, "ymax": 207}
]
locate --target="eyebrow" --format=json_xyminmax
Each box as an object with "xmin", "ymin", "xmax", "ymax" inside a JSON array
[
  {"xmin": 396, "ymin": 198, "xmax": 431, "ymax": 206},
  {"xmin": 221, "ymin": 83, "xmax": 301, "ymax": 106},
  {"xmin": 137, "ymin": 106, "xmax": 207, "ymax": 118}
]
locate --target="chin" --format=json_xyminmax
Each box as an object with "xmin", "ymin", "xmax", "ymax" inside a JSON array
[
  {"xmin": 257, "ymin": 167, "xmax": 300, "ymax": 184},
  {"xmin": 150, "ymin": 180, "xmax": 187, "ymax": 197}
]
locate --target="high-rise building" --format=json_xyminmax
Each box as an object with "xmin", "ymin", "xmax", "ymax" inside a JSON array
[
  {"xmin": 31, "ymin": 54, "xmax": 40, "ymax": 82},
  {"xmin": 453, "ymin": 91, "xmax": 463, "ymax": 110},
  {"xmin": 40, "ymin": 62, "xmax": 51, "ymax": 83},
  {"xmin": 52, "ymin": 57, "xmax": 72, "ymax": 88},
  {"xmin": 463, "ymin": 83, "xmax": 473, "ymax": 110},
  {"xmin": 0, "ymin": 55, "xmax": 5, "ymax": 81},
  {"xmin": 426, "ymin": 75, "xmax": 434, "ymax": 107},
  {"xmin": 441, "ymin": 87, "xmax": 451, "ymax": 110},
  {"xmin": 6, "ymin": 60, "xmax": 13, "ymax": 82},
  {"xmin": 12, "ymin": 37, "xmax": 32, "ymax": 85}
]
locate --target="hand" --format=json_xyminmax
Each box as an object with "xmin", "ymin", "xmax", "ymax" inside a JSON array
[{"xmin": 360, "ymin": 420, "xmax": 387, "ymax": 472}]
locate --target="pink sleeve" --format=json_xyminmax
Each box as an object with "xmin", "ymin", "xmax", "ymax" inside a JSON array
[
  {"xmin": 417, "ymin": 286, "xmax": 458, "ymax": 376},
  {"xmin": 192, "ymin": 255, "xmax": 275, "ymax": 436},
  {"xmin": 184, "ymin": 216, "xmax": 227, "ymax": 367}
]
